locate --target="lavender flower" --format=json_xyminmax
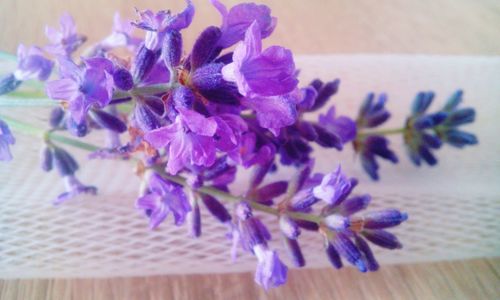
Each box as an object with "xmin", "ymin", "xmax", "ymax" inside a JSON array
[
  {"xmin": 45, "ymin": 13, "xmax": 87, "ymax": 56},
  {"xmin": 354, "ymin": 93, "xmax": 398, "ymax": 180},
  {"xmin": 318, "ymin": 106, "xmax": 357, "ymax": 144},
  {"xmin": 210, "ymin": 0, "xmax": 276, "ymax": 48},
  {"xmin": 145, "ymin": 108, "xmax": 218, "ymax": 175},
  {"xmin": 136, "ymin": 172, "xmax": 191, "ymax": 228},
  {"xmin": 0, "ymin": 119, "xmax": 15, "ymax": 161},
  {"xmin": 54, "ymin": 175, "xmax": 97, "ymax": 205},
  {"xmin": 46, "ymin": 57, "xmax": 114, "ymax": 124},
  {"xmin": 232, "ymin": 202, "xmax": 288, "ymax": 290},
  {"xmin": 132, "ymin": 1, "xmax": 194, "ymax": 51},
  {"xmin": 14, "ymin": 45, "xmax": 53, "ymax": 81}
]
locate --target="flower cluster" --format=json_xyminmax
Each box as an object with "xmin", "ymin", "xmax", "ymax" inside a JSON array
[{"xmin": 0, "ymin": 0, "xmax": 478, "ymax": 291}]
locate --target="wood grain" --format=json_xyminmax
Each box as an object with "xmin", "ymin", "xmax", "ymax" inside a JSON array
[
  {"xmin": 1, "ymin": 258, "xmax": 500, "ymax": 300},
  {"xmin": 1, "ymin": 0, "xmax": 499, "ymax": 299}
]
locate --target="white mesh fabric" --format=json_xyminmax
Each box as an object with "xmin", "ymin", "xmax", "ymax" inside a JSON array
[{"xmin": 1, "ymin": 55, "xmax": 499, "ymax": 278}]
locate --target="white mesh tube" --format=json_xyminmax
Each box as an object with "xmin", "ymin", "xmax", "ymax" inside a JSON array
[{"xmin": 0, "ymin": 55, "xmax": 499, "ymax": 278}]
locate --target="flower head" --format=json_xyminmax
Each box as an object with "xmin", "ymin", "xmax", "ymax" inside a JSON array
[
  {"xmin": 145, "ymin": 108, "xmax": 218, "ymax": 175},
  {"xmin": 136, "ymin": 172, "xmax": 191, "ymax": 228},
  {"xmin": 210, "ymin": 0, "xmax": 276, "ymax": 48},
  {"xmin": 46, "ymin": 57, "xmax": 114, "ymax": 124},
  {"xmin": 14, "ymin": 45, "xmax": 53, "ymax": 81},
  {"xmin": 132, "ymin": 0, "xmax": 194, "ymax": 50},
  {"xmin": 354, "ymin": 93, "xmax": 398, "ymax": 180},
  {"xmin": 45, "ymin": 13, "xmax": 87, "ymax": 56}
]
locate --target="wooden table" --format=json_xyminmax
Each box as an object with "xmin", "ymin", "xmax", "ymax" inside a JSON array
[{"xmin": 1, "ymin": 0, "xmax": 499, "ymax": 299}]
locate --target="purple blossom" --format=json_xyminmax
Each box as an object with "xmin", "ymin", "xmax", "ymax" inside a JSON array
[
  {"xmin": 45, "ymin": 13, "xmax": 86, "ymax": 56},
  {"xmin": 0, "ymin": 119, "xmax": 15, "ymax": 161},
  {"xmin": 253, "ymin": 244, "xmax": 288, "ymax": 290},
  {"xmin": 100, "ymin": 13, "xmax": 138, "ymax": 50},
  {"xmin": 210, "ymin": 0, "xmax": 276, "ymax": 48},
  {"xmin": 46, "ymin": 57, "xmax": 114, "ymax": 123},
  {"xmin": 318, "ymin": 106, "xmax": 357, "ymax": 144},
  {"xmin": 14, "ymin": 45, "xmax": 53, "ymax": 81},
  {"xmin": 53, "ymin": 175, "xmax": 97, "ymax": 205},
  {"xmin": 136, "ymin": 172, "xmax": 191, "ymax": 228},
  {"xmin": 312, "ymin": 165, "xmax": 353, "ymax": 206},
  {"xmin": 354, "ymin": 135, "xmax": 398, "ymax": 181},
  {"xmin": 232, "ymin": 202, "xmax": 288, "ymax": 290},
  {"xmin": 144, "ymin": 108, "xmax": 218, "ymax": 175},
  {"xmin": 222, "ymin": 21, "xmax": 297, "ymax": 97},
  {"xmin": 132, "ymin": 0, "xmax": 194, "ymax": 50}
]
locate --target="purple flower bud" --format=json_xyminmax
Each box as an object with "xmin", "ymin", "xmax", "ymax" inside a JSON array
[
  {"xmin": 134, "ymin": 100, "xmax": 163, "ymax": 132},
  {"xmin": 172, "ymin": 86, "xmax": 195, "ymax": 109},
  {"xmin": 297, "ymin": 87, "xmax": 317, "ymax": 111},
  {"xmin": 295, "ymin": 219, "xmax": 319, "ymax": 231},
  {"xmin": 190, "ymin": 63, "xmax": 240, "ymax": 105},
  {"xmin": 0, "ymin": 74, "xmax": 22, "ymax": 95},
  {"xmin": 413, "ymin": 112, "xmax": 447, "ymax": 130},
  {"xmin": 113, "ymin": 68, "xmax": 134, "ymax": 91},
  {"xmin": 162, "ymin": 30, "xmax": 183, "ymax": 69},
  {"xmin": 256, "ymin": 181, "xmax": 288, "ymax": 204},
  {"xmin": 332, "ymin": 232, "xmax": 366, "ymax": 272},
  {"xmin": 188, "ymin": 202, "xmax": 201, "ymax": 238},
  {"xmin": 325, "ymin": 242, "xmax": 342, "ymax": 269},
  {"xmin": 297, "ymin": 121, "xmax": 318, "ymax": 141},
  {"xmin": 412, "ymin": 91, "xmax": 434, "ymax": 115},
  {"xmin": 201, "ymin": 194, "xmax": 231, "ymax": 223},
  {"xmin": 190, "ymin": 26, "xmax": 222, "ymax": 70},
  {"xmin": 66, "ymin": 117, "xmax": 89, "ymax": 137},
  {"xmin": 291, "ymin": 188, "xmax": 319, "ymax": 212},
  {"xmin": 313, "ymin": 124, "xmax": 343, "ymax": 150},
  {"xmin": 133, "ymin": 45, "xmax": 159, "ymax": 81},
  {"xmin": 279, "ymin": 215, "xmax": 300, "ymax": 239},
  {"xmin": 323, "ymin": 214, "xmax": 350, "ymax": 231},
  {"xmin": 354, "ymin": 235, "xmax": 379, "ymax": 271},
  {"xmin": 310, "ymin": 79, "xmax": 340, "ymax": 111},
  {"xmin": 89, "ymin": 109, "xmax": 127, "ymax": 133},
  {"xmin": 40, "ymin": 146, "xmax": 53, "ymax": 172},
  {"xmin": 338, "ymin": 195, "xmax": 371, "ymax": 216},
  {"xmin": 53, "ymin": 147, "xmax": 79, "ymax": 176},
  {"xmin": 363, "ymin": 209, "xmax": 408, "ymax": 229},
  {"xmin": 362, "ymin": 229, "xmax": 402, "ymax": 249},
  {"xmin": 283, "ymin": 237, "xmax": 305, "ymax": 267},
  {"xmin": 49, "ymin": 107, "xmax": 65, "ymax": 128}
]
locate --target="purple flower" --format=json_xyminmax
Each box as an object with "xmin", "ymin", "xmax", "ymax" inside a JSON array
[
  {"xmin": 136, "ymin": 172, "xmax": 191, "ymax": 228},
  {"xmin": 228, "ymin": 132, "xmax": 275, "ymax": 168},
  {"xmin": 356, "ymin": 93, "xmax": 391, "ymax": 129},
  {"xmin": 0, "ymin": 119, "xmax": 15, "ymax": 161},
  {"xmin": 312, "ymin": 166, "xmax": 353, "ymax": 206},
  {"xmin": 14, "ymin": 45, "xmax": 53, "ymax": 81},
  {"xmin": 354, "ymin": 135, "xmax": 398, "ymax": 181},
  {"xmin": 144, "ymin": 108, "xmax": 218, "ymax": 175},
  {"xmin": 46, "ymin": 57, "xmax": 114, "ymax": 123},
  {"xmin": 253, "ymin": 245, "xmax": 288, "ymax": 290},
  {"xmin": 132, "ymin": 0, "xmax": 194, "ymax": 50},
  {"xmin": 100, "ymin": 13, "xmax": 138, "ymax": 50},
  {"xmin": 241, "ymin": 92, "xmax": 299, "ymax": 136},
  {"xmin": 318, "ymin": 106, "xmax": 357, "ymax": 144},
  {"xmin": 213, "ymin": 114, "xmax": 248, "ymax": 152},
  {"xmin": 45, "ymin": 13, "xmax": 86, "ymax": 56},
  {"xmin": 210, "ymin": 0, "xmax": 276, "ymax": 48},
  {"xmin": 54, "ymin": 175, "xmax": 97, "ymax": 205},
  {"xmin": 222, "ymin": 21, "xmax": 297, "ymax": 97},
  {"xmin": 232, "ymin": 202, "xmax": 288, "ymax": 290}
]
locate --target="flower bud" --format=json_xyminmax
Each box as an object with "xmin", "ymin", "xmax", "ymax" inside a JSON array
[
  {"xmin": 89, "ymin": 109, "xmax": 127, "ymax": 133},
  {"xmin": 133, "ymin": 45, "xmax": 159, "ymax": 82},
  {"xmin": 279, "ymin": 215, "xmax": 300, "ymax": 239},
  {"xmin": 0, "ymin": 74, "xmax": 22, "ymax": 95},
  {"xmin": 162, "ymin": 30, "xmax": 183, "ymax": 69},
  {"xmin": 40, "ymin": 146, "xmax": 53, "ymax": 172},
  {"xmin": 113, "ymin": 68, "xmax": 134, "ymax": 91},
  {"xmin": 283, "ymin": 237, "xmax": 305, "ymax": 267}
]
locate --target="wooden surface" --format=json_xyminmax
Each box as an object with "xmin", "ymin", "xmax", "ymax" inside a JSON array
[
  {"xmin": 1, "ymin": 0, "xmax": 500, "ymax": 299},
  {"xmin": 1, "ymin": 258, "xmax": 499, "ymax": 300}
]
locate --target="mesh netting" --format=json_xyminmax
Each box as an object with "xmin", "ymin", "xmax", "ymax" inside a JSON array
[{"xmin": 1, "ymin": 55, "xmax": 499, "ymax": 278}]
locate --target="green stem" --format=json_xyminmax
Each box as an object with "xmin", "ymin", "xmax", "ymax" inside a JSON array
[
  {"xmin": 1, "ymin": 114, "xmax": 323, "ymax": 224},
  {"xmin": 357, "ymin": 127, "xmax": 406, "ymax": 138}
]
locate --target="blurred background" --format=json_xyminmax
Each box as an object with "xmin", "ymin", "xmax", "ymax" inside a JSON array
[
  {"xmin": 0, "ymin": 1, "xmax": 499, "ymax": 299},
  {"xmin": 1, "ymin": 0, "xmax": 500, "ymax": 55}
]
